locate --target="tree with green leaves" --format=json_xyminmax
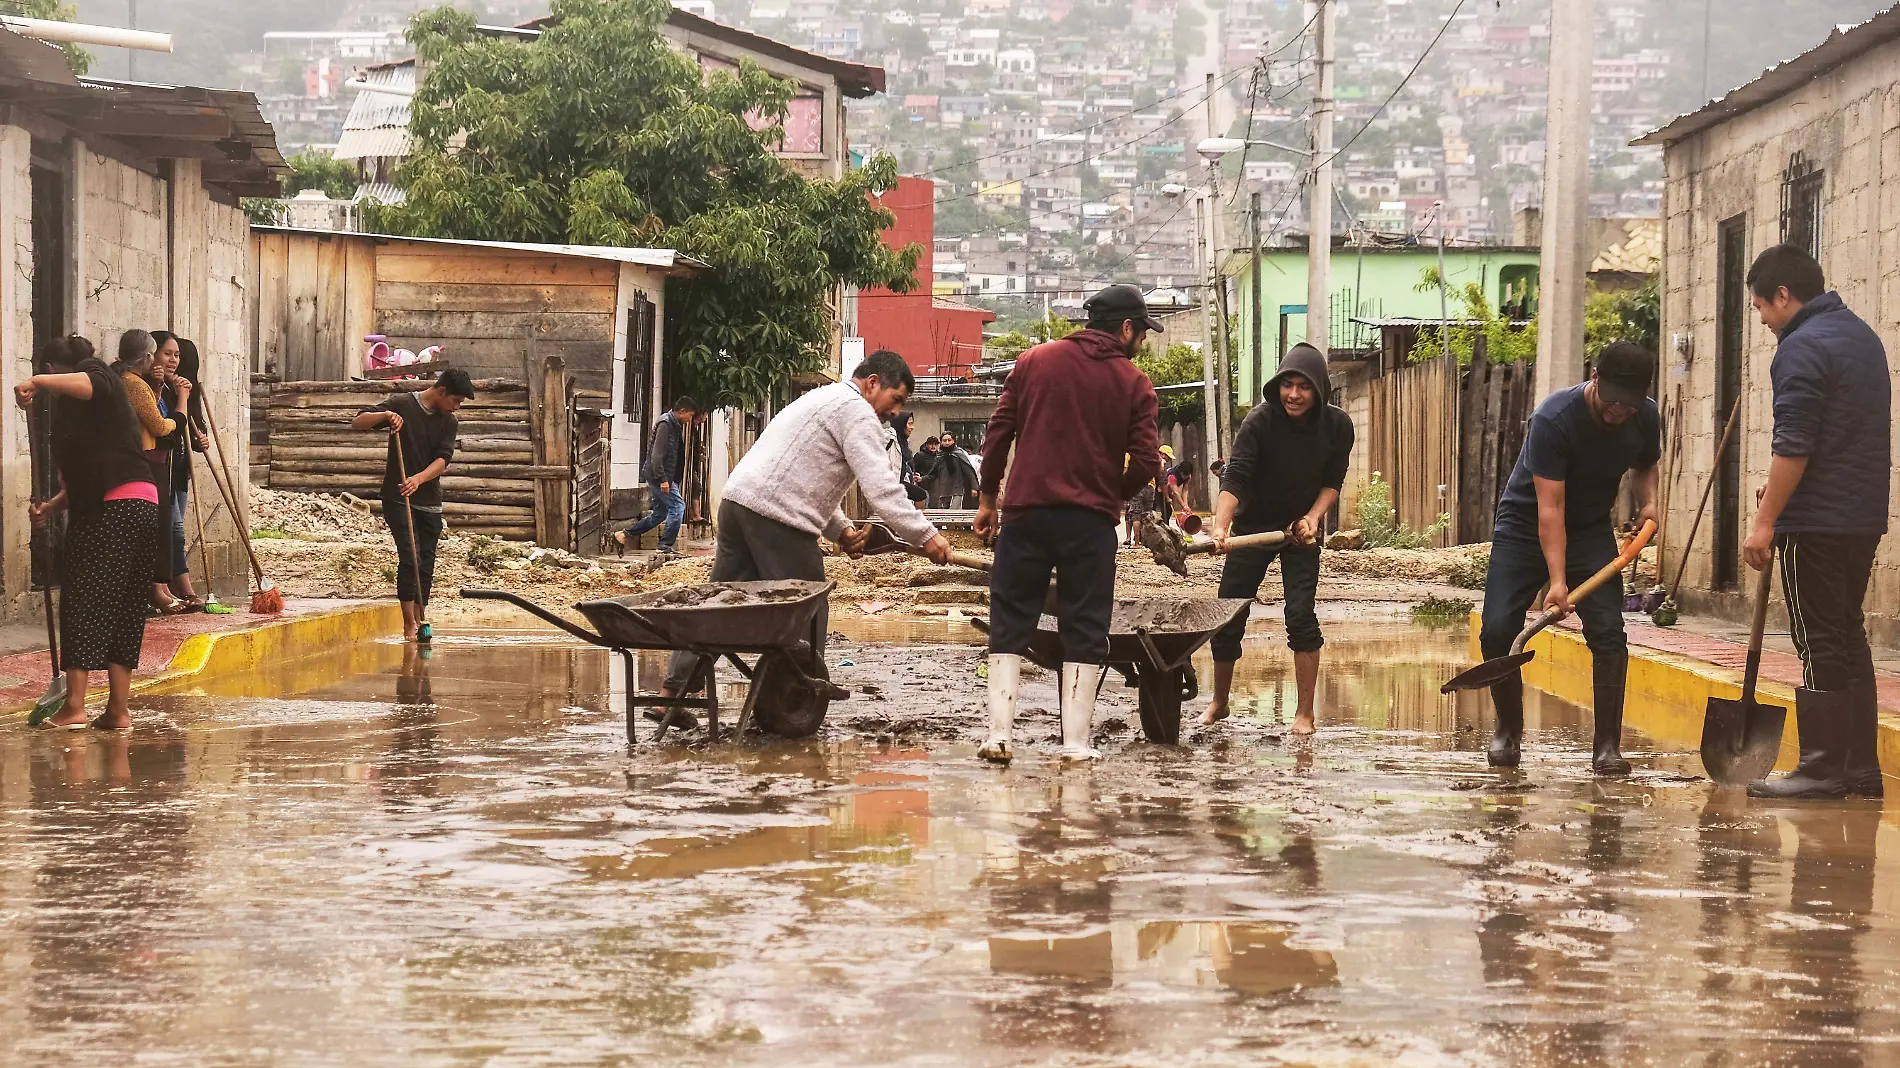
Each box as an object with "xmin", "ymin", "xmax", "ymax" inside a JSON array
[
  {"xmin": 1407, "ymin": 266, "xmax": 1538, "ymax": 367},
  {"xmin": 1134, "ymin": 341, "xmax": 1207, "ymax": 428},
  {"xmin": 22, "ymin": 0, "xmax": 89, "ymax": 73},
  {"xmin": 372, "ymin": 0, "xmax": 920, "ymax": 404}
]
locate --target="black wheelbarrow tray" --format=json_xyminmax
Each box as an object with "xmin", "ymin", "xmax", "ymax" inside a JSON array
[
  {"xmin": 975, "ymin": 598, "xmax": 1252, "ymax": 744},
  {"xmin": 460, "ymin": 581, "xmax": 848, "ymax": 743}
]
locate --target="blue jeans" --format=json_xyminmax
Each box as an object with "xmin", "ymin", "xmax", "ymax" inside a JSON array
[
  {"xmin": 1480, "ymin": 530, "xmax": 1626, "ymax": 661},
  {"xmin": 624, "ymin": 479, "xmax": 685, "ymax": 551},
  {"xmin": 171, "ymin": 488, "xmax": 190, "ymax": 577}
]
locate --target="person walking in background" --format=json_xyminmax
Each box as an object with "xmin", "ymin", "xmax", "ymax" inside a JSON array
[
  {"xmin": 913, "ymin": 435, "xmax": 942, "ymax": 499},
  {"xmin": 976, "ymin": 283, "xmax": 1162, "ymax": 763},
  {"xmin": 1741, "ymin": 246, "xmax": 1891, "ymax": 800},
  {"xmin": 930, "ymin": 432, "xmax": 979, "ymax": 507},
  {"xmin": 614, "ymin": 396, "xmax": 696, "ymax": 557},
  {"xmin": 16, "ymin": 335, "xmax": 160, "ymax": 730},
  {"xmin": 153, "ymin": 333, "xmax": 210, "ymax": 609},
  {"xmin": 117, "ymin": 330, "xmax": 190, "ymax": 615},
  {"xmin": 1202, "ymin": 344, "xmax": 1355, "ymax": 733},
  {"xmin": 352, "ymin": 369, "xmax": 477, "ymax": 641},
  {"xmin": 891, "ymin": 411, "xmax": 927, "ymax": 503},
  {"xmin": 1122, "ymin": 445, "xmax": 1167, "ymax": 547}
]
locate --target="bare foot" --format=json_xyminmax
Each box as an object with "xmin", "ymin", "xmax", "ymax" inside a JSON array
[
  {"xmin": 91, "ymin": 709, "xmax": 132, "ymax": 731},
  {"xmin": 1199, "ymin": 702, "xmax": 1230, "ymax": 726},
  {"xmin": 47, "ymin": 702, "xmax": 89, "ymax": 728},
  {"xmin": 1290, "ymin": 710, "xmax": 1316, "ymax": 736}
]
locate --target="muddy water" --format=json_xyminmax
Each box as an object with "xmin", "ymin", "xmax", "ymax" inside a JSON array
[{"xmin": 2, "ymin": 619, "xmax": 1896, "ymax": 1066}]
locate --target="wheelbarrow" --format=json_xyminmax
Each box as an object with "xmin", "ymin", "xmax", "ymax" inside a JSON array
[
  {"xmin": 460, "ymin": 581, "xmax": 849, "ymax": 744},
  {"xmin": 975, "ymin": 598, "xmax": 1253, "ymax": 745}
]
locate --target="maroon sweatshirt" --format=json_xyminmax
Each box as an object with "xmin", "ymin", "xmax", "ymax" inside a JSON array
[{"xmin": 979, "ymin": 329, "xmax": 1162, "ymax": 520}]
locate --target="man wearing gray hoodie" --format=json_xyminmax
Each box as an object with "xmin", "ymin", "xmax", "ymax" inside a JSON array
[{"xmin": 1205, "ymin": 343, "xmax": 1355, "ymax": 734}]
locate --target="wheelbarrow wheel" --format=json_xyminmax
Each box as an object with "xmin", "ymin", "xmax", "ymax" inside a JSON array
[
  {"xmin": 751, "ymin": 647, "xmax": 833, "ymax": 739},
  {"xmin": 1135, "ymin": 665, "xmax": 1193, "ymax": 745}
]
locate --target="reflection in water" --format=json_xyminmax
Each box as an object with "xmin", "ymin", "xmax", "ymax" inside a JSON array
[{"xmin": 3, "ymin": 622, "xmax": 1898, "ymax": 1066}]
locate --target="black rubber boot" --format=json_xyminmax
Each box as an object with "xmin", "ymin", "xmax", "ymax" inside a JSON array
[
  {"xmin": 1843, "ymin": 679, "xmax": 1885, "ymax": 799},
  {"xmin": 1592, "ymin": 654, "xmax": 1632, "ymax": 776},
  {"xmin": 1748, "ymin": 688, "xmax": 1850, "ymax": 799},
  {"xmin": 1488, "ymin": 673, "xmax": 1524, "ymax": 768}
]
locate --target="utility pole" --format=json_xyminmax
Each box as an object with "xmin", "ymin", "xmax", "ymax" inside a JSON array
[
  {"xmin": 1251, "ymin": 190, "xmax": 1263, "ymax": 399},
  {"xmin": 127, "ymin": 0, "xmax": 138, "ymax": 80},
  {"xmin": 1196, "ymin": 195, "xmax": 1220, "ymax": 487},
  {"xmin": 1305, "ymin": 0, "xmax": 1336, "ymax": 354},
  {"xmin": 1534, "ymin": 0, "xmax": 1595, "ymax": 401},
  {"xmin": 1199, "ymin": 71, "xmax": 1230, "ymax": 495}
]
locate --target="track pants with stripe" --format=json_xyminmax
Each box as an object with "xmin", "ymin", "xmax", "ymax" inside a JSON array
[{"xmin": 1778, "ymin": 533, "xmax": 1883, "ymax": 693}]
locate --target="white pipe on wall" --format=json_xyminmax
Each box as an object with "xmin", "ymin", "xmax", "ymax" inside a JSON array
[{"xmin": 0, "ymin": 16, "xmax": 174, "ymax": 53}]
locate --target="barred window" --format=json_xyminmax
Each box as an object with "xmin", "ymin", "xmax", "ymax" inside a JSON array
[{"xmin": 1781, "ymin": 151, "xmax": 1824, "ymax": 260}]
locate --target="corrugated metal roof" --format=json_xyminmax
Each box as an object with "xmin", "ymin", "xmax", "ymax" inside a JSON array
[
  {"xmin": 352, "ymin": 182, "xmax": 406, "ymax": 205},
  {"xmin": 250, "ymin": 226, "xmax": 706, "ymax": 272},
  {"xmin": 333, "ymin": 126, "xmax": 412, "ymax": 160},
  {"xmin": 1633, "ymin": 6, "xmax": 1900, "ymax": 147}
]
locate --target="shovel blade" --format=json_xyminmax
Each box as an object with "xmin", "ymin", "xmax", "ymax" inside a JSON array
[
  {"xmin": 1441, "ymin": 652, "xmax": 1536, "ymax": 694},
  {"xmin": 1700, "ymin": 696, "xmax": 1787, "ymax": 787}
]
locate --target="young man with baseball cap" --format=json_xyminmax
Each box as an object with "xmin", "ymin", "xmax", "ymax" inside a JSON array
[
  {"xmin": 975, "ymin": 283, "xmax": 1162, "ymax": 762},
  {"xmin": 1478, "ymin": 340, "xmax": 1659, "ymax": 775},
  {"xmin": 1742, "ymin": 245, "xmax": 1891, "ymax": 800}
]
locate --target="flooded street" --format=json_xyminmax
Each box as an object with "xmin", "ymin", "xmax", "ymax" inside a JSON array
[{"xmin": 4, "ymin": 617, "xmax": 1897, "ymax": 1067}]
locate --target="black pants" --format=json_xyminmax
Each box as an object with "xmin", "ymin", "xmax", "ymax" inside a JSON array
[
  {"xmin": 62, "ymin": 498, "xmax": 159, "ymax": 671},
  {"xmin": 384, "ymin": 497, "xmax": 445, "ymax": 606},
  {"xmin": 987, "ymin": 506, "xmax": 1116, "ymax": 664},
  {"xmin": 1480, "ymin": 530, "xmax": 1626, "ymax": 660},
  {"xmin": 1211, "ymin": 541, "xmax": 1322, "ymax": 660},
  {"xmin": 666, "ymin": 500, "xmax": 827, "ymax": 692},
  {"xmin": 1779, "ymin": 532, "xmax": 1881, "ymax": 693}
]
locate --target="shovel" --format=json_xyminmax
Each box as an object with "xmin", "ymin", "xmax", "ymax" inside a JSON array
[
  {"xmin": 1139, "ymin": 515, "xmax": 1288, "ymax": 577},
  {"xmin": 857, "ymin": 522, "xmax": 994, "ymax": 571},
  {"xmin": 1699, "ymin": 560, "xmax": 1787, "ymax": 786},
  {"xmin": 1441, "ymin": 519, "xmax": 1655, "ymax": 693}
]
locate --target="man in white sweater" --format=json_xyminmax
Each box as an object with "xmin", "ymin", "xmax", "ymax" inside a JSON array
[{"xmin": 656, "ymin": 349, "xmax": 953, "ymax": 718}]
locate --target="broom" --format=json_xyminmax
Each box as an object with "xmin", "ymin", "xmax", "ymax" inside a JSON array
[
  {"xmin": 200, "ymin": 396, "xmax": 283, "ymax": 614},
  {"xmin": 25, "ymin": 402, "xmax": 68, "ymax": 727},
  {"xmin": 393, "ymin": 427, "xmax": 432, "ymax": 644},
  {"xmin": 1651, "ymin": 395, "xmax": 1743, "ymax": 627},
  {"xmin": 191, "ymin": 451, "xmax": 234, "ymax": 615}
]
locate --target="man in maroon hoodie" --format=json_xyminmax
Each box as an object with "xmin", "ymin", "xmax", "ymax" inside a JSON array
[{"xmin": 974, "ymin": 283, "xmax": 1163, "ymax": 763}]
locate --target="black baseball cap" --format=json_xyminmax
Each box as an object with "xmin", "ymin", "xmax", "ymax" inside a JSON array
[
  {"xmin": 1084, "ymin": 283, "xmax": 1165, "ymax": 334},
  {"xmin": 1593, "ymin": 341, "xmax": 1654, "ymax": 409}
]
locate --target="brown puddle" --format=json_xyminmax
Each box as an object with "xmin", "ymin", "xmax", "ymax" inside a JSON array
[{"xmin": 1, "ymin": 617, "xmax": 1896, "ymax": 1066}]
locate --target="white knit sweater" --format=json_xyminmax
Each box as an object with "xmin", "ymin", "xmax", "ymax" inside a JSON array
[{"xmin": 722, "ymin": 381, "xmax": 940, "ymax": 546}]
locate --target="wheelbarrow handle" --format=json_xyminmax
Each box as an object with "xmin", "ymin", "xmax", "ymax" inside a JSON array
[
  {"xmin": 459, "ymin": 588, "xmax": 610, "ymax": 645},
  {"xmin": 1508, "ymin": 519, "xmax": 1656, "ymax": 655}
]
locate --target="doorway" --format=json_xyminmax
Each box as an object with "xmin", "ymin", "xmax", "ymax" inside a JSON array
[
  {"xmin": 1713, "ymin": 214, "xmax": 1747, "ymax": 591},
  {"xmin": 29, "ymin": 140, "xmax": 70, "ymax": 590}
]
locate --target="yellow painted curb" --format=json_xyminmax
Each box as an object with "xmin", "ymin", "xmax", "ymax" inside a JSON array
[
  {"xmin": 1466, "ymin": 611, "xmax": 1900, "ymax": 779},
  {"xmin": 12, "ymin": 601, "xmax": 404, "ymax": 714}
]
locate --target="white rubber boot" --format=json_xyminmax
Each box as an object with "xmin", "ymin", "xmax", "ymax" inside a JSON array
[
  {"xmin": 977, "ymin": 653, "xmax": 1021, "ymax": 765},
  {"xmin": 1059, "ymin": 663, "xmax": 1102, "ymax": 761}
]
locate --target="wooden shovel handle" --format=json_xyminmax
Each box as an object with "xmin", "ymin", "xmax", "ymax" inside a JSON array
[
  {"xmin": 1741, "ymin": 556, "xmax": 1774, "ymax": 697},
  {"xmin": 1186, "ymin": 530, "xmax": 1289, "ymax": 556},
  {"xmin": 1510, "ymin": 519, "xmax": 1656, "ymax": 655}
]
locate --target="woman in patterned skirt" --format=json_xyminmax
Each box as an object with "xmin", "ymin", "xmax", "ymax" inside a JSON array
[{"xmin": 16, "ymin": 333, "xmax": 160, "ymax": 729}]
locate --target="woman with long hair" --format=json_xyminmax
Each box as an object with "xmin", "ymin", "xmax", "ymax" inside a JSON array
[
  {"xmin": 156, "ymin": 334, "xmax": 210, "ymax": 608},
  {"xmin": 125, "ymin": 330, "xmax": 191, "ymax": 613},
  {"xmin": 15, "ymin": 334, "xmax": 160, "ymax": 729}
]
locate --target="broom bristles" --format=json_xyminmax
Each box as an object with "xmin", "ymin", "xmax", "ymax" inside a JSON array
[{"xmin": 251, "ymin": 586, "xmax": 285, "ymax": 614}]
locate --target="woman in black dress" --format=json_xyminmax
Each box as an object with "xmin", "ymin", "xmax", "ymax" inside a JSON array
[{"xmin": 16, "ymin": 334, "xmax": 159, "ymax": 729}]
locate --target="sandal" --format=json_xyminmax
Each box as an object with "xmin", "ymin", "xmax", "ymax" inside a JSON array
[{"xmin": 154, "ymin": 598, "xmax": 192, "ymax": 615}]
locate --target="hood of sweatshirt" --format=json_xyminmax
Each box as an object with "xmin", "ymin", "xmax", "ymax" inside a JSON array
[
  {"xmin": 1064, "ymin": 328, "xmax": 1136, "ymax": 361},
  {"xmin": 1265, "ymin": 342, "xmax": 1331, "ymax": 408}
]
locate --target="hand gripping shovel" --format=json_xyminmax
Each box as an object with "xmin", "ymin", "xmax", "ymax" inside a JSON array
[
  {"xmin": 1441, "ymin": 519, "xmax": 1656, "ymax": 694},
  {"xmin": 857, "ymin": 521, "xmax": 995, "ymax": 571},
  {"xmin": 1700, "ymin": 561, "xmax": 1787, "ymax": 786}
]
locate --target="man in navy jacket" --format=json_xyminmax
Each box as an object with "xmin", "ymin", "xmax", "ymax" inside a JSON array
[{"xmin": 1743, "ymin": 245, "xmax": 1892, "ymax": 800}]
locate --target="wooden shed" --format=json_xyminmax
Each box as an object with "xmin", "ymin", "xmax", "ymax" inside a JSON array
[{"xmin": 248, "ymin": 228, "xmax": 699, "ymax": 547}]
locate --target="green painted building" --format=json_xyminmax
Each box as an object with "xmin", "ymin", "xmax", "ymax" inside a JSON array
[{"xmin": 1225, "ymin": 246, "xmax": 1541, "ymax": 403}]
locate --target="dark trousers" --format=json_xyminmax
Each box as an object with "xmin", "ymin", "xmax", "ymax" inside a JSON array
[
  {"xmin": 1211, "ymin": 542, "xmax": 1322, "ymax": 661},
  {"xmin": 987, "ymin": 506, "xmax": 1116, "ymax": 664},
  {"xmin": 1480, "ymin": 530, "xmax": 1626, "ymax": 661},
  {"xmin": 61, "ymin": 498, "xmax": 158, "ymax": 671},
  {"xmin": 146, "ymin": 455, "xmax": 175, "ymax": 584},
  {"xmin": 665, "ymin": 500, "xmax": 827, "ymax": 692},
  {"xmin": 384, "ymin": 498, "xmax": 445, "ymax": 606},
  {"xmin": 623, "ymin": 478, "xmax": 685, "ymax": 551},
  {"xmin": 1779, "ymin": 532, "xmax": 1881, "ymax": 693}
]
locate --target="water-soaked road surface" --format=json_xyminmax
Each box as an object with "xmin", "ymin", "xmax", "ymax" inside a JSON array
[{"xmin": 2, "ymin": 619, "xmax": 1895, "ymax": 1067}]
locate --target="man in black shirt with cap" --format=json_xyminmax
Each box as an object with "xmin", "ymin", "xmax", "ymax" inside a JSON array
[
  {"xmin": 1204, "ymin": 343, "xmax": 1355, "ymax": 734},
  {"xmin": 1479, "ymin": 341, "xmax": 1659, "ymax": 775}
]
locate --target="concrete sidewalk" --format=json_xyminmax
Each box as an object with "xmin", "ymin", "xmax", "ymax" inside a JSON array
[
  {"xmin": 1472, "ymin": 609, "xmax": 1900, "ymax": 779},
  {"xmin": 2, "ymin": 598, "xmax": 402, "ymax": 714}
]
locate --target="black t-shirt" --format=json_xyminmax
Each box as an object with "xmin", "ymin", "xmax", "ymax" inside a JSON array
[
  {"xmin": 1493, "ymin": 383, "xmax": 1661, "ymax": 541},
  {"xmin": 52, "ymin": 359, "xmax": 151, "ymax": 520},
  {"xmin": 362, "ymin": 391, "xmax": 458, "ymax": 510},
  {"xmin": 1220, "ymin": 402, "xmax": 1355, "ymax": 534}
]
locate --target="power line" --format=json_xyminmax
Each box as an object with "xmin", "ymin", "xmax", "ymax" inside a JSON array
[{"xmin": 1319, "ymin": 0, "xmax": 1471, "ymax": 168}]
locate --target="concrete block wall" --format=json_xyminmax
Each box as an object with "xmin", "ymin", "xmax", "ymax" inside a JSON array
[{"xmin": 1660, "ymin": 46, "xmax": 1900, "ymax": 645}]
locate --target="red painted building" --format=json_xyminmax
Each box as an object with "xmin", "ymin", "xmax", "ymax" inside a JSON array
[{"xmin": 860, "ymin": 176, "xmax": 995, "ymax": 377}]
